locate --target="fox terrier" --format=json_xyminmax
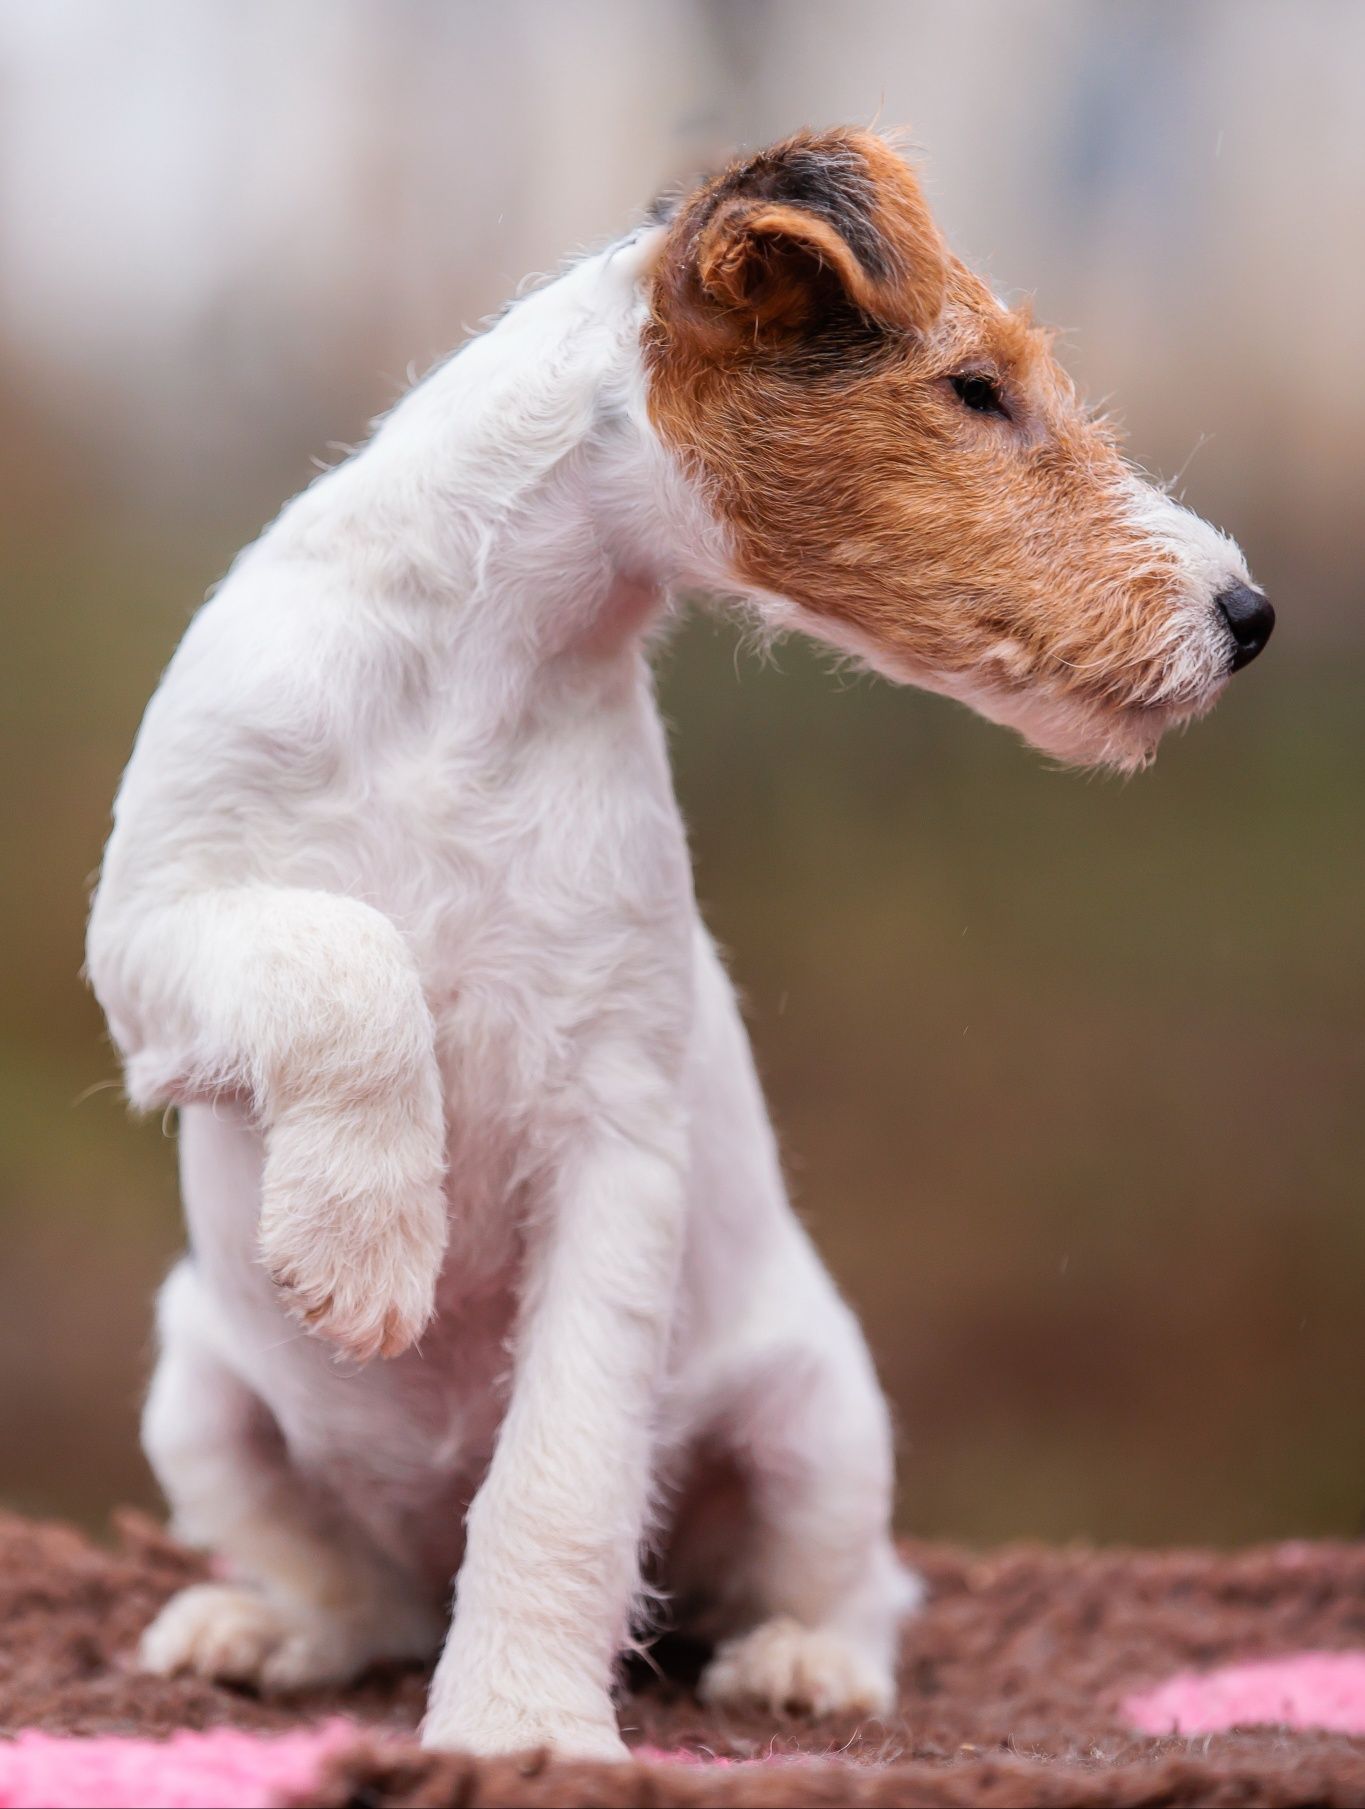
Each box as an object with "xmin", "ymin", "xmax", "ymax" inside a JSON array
[{"xmin": 87, "ymin": 127, "xmax": 1273, "ymax": 1761}]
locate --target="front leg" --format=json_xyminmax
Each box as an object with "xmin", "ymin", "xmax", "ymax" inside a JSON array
[
  {"xmin": 422, "ymin": 1072, "xmax": 687, "ymax": 1761},
  {"xmin": 88, "ymin": 885, "xmax": 449, "ymax": 1363}
]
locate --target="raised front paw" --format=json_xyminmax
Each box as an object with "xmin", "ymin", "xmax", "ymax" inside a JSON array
[
  {"xmin": 259, "ymin": 1102, "xmax": 447, "ymax": 1363},
  {"xmin": 699, "ymin": 1616, "xmax": 895, "ymax": 1718}
]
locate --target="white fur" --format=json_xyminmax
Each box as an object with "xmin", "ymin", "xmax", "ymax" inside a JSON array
[
  {"xmin": 89, "ymin": 230, "xmax": 904, "ymax": 1759},
  {"xmin": 88, "ymin": 220, "xmax": 1251, "ymax": 1758}
]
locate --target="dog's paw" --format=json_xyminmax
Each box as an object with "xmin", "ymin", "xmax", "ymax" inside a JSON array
[
  {"xmin": 259, "ymin": 1103, "xmax": 447, "ymax": 1363},
  {"xmin": 139, "ymin": 1583, "xmax": 371, "ymax": 1691},
  {"xmin": 421, "ymin": 1699, "xmax": 628, "ymax": 1762},
  {"xmin": 260, "ymin": 1213, "xmax": 443, "ymax": 1363},
  {"xmin": 699, "ymin": 1616, "xmax": 895, "ymax": 1718}
]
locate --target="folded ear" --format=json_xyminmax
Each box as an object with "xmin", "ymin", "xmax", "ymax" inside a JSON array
[{"xmin": 655, "ymin": 129, "xmax": 949, "ymax": 356}]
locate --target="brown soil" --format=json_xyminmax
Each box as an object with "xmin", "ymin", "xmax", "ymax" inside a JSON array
[{"xmin": 1, "ymin": 1511, "xmax": 1363, "ymax": 1806}]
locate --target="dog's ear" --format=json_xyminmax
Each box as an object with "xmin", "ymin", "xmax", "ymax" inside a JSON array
[{"xmin": 654, "ymin": 129, "xmax": 949, "ymax": 356}]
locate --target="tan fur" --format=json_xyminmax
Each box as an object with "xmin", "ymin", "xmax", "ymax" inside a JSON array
[{"xmin": 645, "ymin": 128, "xmax": 1207, "ymax": 764}]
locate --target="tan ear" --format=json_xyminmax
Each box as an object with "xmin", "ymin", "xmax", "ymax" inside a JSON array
[{"xmin": 655, "ymin": 129, "xmax": 949, "ymax": 356}]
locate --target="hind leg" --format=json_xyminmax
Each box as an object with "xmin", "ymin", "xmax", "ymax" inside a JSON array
[
  {"xmin": 139, "ymin": 1261, "xmax": 443, "ymax": 1690},
  {"xmin": 677, "ymin": 932, "xmax": 914, "ymax": 1718},
  {"xmin": 696, "ymin": 1294, "xmax": 915, "ymax": 1719}
]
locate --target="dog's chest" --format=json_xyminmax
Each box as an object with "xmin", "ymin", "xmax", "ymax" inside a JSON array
[{"xmin": 350, "ymin": 681, "xmax": 694, "ymax": 1229}]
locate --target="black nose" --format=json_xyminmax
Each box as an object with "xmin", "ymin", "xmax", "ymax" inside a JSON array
[{"xmin": 1215, "ymin": 583, "xmax": 1275, "ymax": 671}]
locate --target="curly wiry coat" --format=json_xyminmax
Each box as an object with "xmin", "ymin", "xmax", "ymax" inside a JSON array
[{"xmin": 86, "ymin": 129, "xmax": 1262, "ymax": 1761}]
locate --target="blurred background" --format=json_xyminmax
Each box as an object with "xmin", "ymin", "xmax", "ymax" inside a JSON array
[{"xmin": 2, "ymin": 0, "xmax": 1361, "ymax": 1546}]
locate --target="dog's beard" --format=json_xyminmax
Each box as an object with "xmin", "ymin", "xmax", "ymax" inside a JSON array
[{"xmin": 926, "ymin": 667, "xmax": 1227, "ymax": 774}]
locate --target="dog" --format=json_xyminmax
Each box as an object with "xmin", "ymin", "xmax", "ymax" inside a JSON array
[{"xmin": 86, "ymin": 127, "xmax": 1273, "ymax": 1761}]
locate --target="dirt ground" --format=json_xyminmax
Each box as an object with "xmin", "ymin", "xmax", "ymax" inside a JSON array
[{"xmin": 2, "ymin": 1510, "xmax": 1364, "ymax": 1806}]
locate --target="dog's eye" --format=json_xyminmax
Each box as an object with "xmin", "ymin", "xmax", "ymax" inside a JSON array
[{"xmin": 950, "ymin": 373, "xmax": 1009, "ymax": 419}]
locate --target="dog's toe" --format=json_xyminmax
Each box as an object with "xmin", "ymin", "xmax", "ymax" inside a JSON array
[
  {"xmin": 138, "ymin": 1583, "xmax": 365, "ymax": 1691},
  {"xmin": 699, "ymin": 1616, "xmax": 895, "ymax": 1718}
]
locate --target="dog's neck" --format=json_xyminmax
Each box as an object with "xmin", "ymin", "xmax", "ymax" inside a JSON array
[{"xmin": 266, "ymin": 233, "xmax": 718, "ymax": 706}]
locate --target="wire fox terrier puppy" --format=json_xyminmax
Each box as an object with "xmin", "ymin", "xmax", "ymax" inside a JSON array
[{"xmin": 87, "ymin": 128, "xmax": 1272, "ymax": 1761}]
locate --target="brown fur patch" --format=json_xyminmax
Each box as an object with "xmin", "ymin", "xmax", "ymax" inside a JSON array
[
  {"xmin": 654, "ymin": 130, "xmax": 949, "ymax": 357},
  {"xmin": 644, "ymin": 129, "xmax": 1200, "ymax": 758}
]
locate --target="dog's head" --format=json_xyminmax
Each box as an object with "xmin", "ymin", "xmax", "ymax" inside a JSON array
[{"xmin": 643, "ymin": 128, "xmax": 1272, "ymax": 770}]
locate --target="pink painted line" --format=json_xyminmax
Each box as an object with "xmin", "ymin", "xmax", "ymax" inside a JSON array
[
  {"xmin": 0, "ymin": 1719, "xmax": 361, "ymax": 1809},
  {"xmin": 0, "ymin": 1721, "xmax": 767, "ymax": 1809},
  {"xmin": 1127, "ymin": 1650, "xmax": 1365, "ymax": 1737}
]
